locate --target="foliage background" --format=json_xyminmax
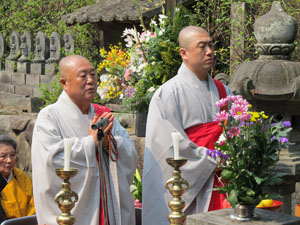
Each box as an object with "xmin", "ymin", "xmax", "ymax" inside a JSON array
[
  {"xmin": 193, "ymin": 0, "xmax": 300, "ymax": 76},
  {"xmin": 0, "ymin": 0, "xmax": 100, "ymax": 65}
]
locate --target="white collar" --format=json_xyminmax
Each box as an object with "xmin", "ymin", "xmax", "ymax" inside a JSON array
[{"xmin": 4, "ymin": 171, "xmax": 13, "ymax": 183}]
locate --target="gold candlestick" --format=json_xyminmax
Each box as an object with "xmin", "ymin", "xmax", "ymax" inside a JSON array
[
  {"xmin": 165, "ymin": 158, "xmax": 189, "ymax": 225},
  {"xmin": 54, "ymin": 168, "xmax": 79, "ymax": 225}
]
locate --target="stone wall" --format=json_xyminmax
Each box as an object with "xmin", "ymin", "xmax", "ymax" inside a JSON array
[{"xmin": 0, "ymin": 114, "xmax": 37, "ymax": 177}]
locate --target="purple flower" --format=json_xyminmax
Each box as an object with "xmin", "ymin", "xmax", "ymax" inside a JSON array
[
  {"xmin": 223, "ymin": 154, "xmax": 229, "ymax": 160},
  {"xmin": 240, "ymin": 122, "xmax": 246, "ymax": 127},
  {"xmin": 206, "ymin": 149, "xmax": 228, "ymax": 161},
  {"xmin": 279, "ymin": 137, "xmax": 288, "ymax": 143},
  {"xmin": 271, "ymin": 123, "xmax": 277, "ymax": 126},
  {"xmin": 126, "ymin": 86, "xmax": 135, "ymax": 97},
  {"xmin": 206, "ymin": 149, "xmax": 212, "ymax": 157},
  {"xmin": 270, "ymin": 136, "xmax": 276, "ymax": 142},
  {"xmin": 217, "ymin": 151, "xmax": 223, "ymax": 157},
  {"xmin": 283, "ymin": 121, "xmax": 291, "ymax": 128}
]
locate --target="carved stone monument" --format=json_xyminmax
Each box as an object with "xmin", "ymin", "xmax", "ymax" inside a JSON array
[
  {"xmin": 31, "ymin": 31, "xmax": 49, "ymax": 75},
  {"xmin": 0, "ymin": 33, "xmax": 7, "ymax": 71},
  {"xmin": 229, "ymin": 1, "xmax": 300, "ymax": 214},
  {"xmin": 17, "ymin": 31, "xmax": 33, "ymax": 73},
  {"xmin": 6, "ymin": 31, "xmax": 21, "ymax": 72},
  {"xmin": 45, "ymin": 32, "xmax": 63, "ymax": 75},
  {"xmin": 64, "ymin": 33, "xmax": 74, "ymax": 54}
]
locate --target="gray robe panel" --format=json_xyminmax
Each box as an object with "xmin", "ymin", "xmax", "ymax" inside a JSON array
[
  {"xmin": 142, "ymin": 63, "xmax": 231, "ymax": 225},
  {"xmin": 31, "ymin": 91, "xmax": 138, "ymax": 225}
]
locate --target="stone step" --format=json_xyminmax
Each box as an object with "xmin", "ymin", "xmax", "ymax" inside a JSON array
[{"xmin": 0, "ymin": 92, "xmax": 43, "ymax": 113}]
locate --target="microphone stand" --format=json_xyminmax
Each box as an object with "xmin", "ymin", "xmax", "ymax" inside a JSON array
[{"xmin": 96, "ymin": 127, "xmax": 109, "ymax": 225}]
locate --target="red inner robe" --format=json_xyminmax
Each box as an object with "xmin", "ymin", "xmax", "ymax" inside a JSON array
[
  {"xmin": 93, "ymin": 104, "xmax": 111, "ymax": 225},
  {"xmin": 185, "ymin": 79, "xmax": 227, "ymax": 211}
]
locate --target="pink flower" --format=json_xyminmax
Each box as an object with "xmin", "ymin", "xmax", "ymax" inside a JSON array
[
  {"xmin": 238, "ymin": 112, "xmax": 251, "ymax": 122},
  {"xmin": 215, "ymin": 98, "xmax": 228, "ymax": 108},
  {"xmin": 234, "ymin": 98, "xmax": 249, "ymax": 109},
  {"xmin": 230, "ymin": 104, "xmax": 248, "ymax": 121},
  {"xmin": 134, "ymin": 199, "xmax": 142, "ymax": 208},
  {"xmin": 216, "ymin": 134, "xmax": 226, "ymax": 146},
  {"xmin": 227, "ymin": 95, "xmax": 243, "ymax": 102},
  {"xmin": 215, "ymin": 110, "xmax": 229, "ymax": 122},
  {"xmin": 124, "ymin": 69, "xmax": 131, "ymax": 80},
  {"xmin": 228, "ymin": 126, "xmax": 240, "ymax": 138},
  {"xmin": 141, "ymin": 32, "xmax": 146, "ymax": 39}
]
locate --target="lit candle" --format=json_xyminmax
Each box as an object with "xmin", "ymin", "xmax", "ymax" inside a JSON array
[
  {"xmin": 171, "ymin": 132, "xmax": 180, "ymax": 160},
  {"xmin": 64, "ymin": 138, "xmax": 73, "ymax": 171}
]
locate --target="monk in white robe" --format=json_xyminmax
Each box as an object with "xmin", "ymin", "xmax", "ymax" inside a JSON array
[
  {"xmin": 31, "ymin": 55, "xmax": 138, "ymax": 225},
  {"xmin": 142, "ymin": 26, "xmax": 232, "ymax": 225}
]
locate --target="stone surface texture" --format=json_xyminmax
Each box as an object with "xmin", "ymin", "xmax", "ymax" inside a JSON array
[{"xmin": 186, "ymin": 208, "xmax": 300, "ymax": 225}]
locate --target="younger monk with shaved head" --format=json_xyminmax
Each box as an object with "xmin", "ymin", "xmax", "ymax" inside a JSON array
[
  {"xmin": 142, "ymin": 26, "xmax": 232, "ymax": 225},
  {"xmin": 31, "ymin": 55, "xmax": 137, "ymax": 225}
]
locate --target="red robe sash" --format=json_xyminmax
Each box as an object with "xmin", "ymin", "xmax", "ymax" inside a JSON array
[
  {"xmin": 184, "ymin": 79, "xmax": 227, "ymax": 211},
  {"xmin": 92, "ymin": 104, "xmax": 111, "ymax": 225}
]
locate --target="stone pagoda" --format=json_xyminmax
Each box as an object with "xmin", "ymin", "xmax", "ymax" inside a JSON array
[{"xmin": 229, "ymin": 1, "xmax": 300, "ymax": 214}]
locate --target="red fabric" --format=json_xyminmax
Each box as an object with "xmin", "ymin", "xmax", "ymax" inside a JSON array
[
  {"xmin": 93, "ymin": 104, "xmax": 111, "ymax": 115},
  {"xmin": 213, "ymin": 79, "xmax": 228, "ymax": 111},
  {"xmin": 93, "ymin": 104, "xmax": 110, "ymax": 225},
  {"xmin": 184, "ymin": 80, "xmax": 227, "ymax": 211}
]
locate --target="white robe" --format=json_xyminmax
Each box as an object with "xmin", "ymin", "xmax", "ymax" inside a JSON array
[
  {"xmin": 142, "ymin": 63, "xmax": 232, "ymax": 225},
  {"xmin": 31, "ymin": 91, "xmax": 138, "ymax": 225}
]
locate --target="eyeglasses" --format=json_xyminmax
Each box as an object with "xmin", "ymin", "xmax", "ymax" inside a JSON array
[{"xmin": 0, "ymin": 154, "xmax": 17, "ymax": 160}]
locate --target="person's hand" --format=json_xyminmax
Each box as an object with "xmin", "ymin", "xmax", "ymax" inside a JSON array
[
  {"xmin": 89, "ymin": 112, "xmax": 114, "ymax": 148},
  {"xmin": 100, "ymin": 112, "xmax": 114, "ymax": 135}
]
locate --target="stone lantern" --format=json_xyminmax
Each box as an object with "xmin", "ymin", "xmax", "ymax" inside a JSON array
[{"xmin": 229, "ymin": 1, "xmax": 300, "ymax": 214}]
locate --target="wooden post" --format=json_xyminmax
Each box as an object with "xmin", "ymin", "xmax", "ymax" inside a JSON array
[
  {"xmin": 230, "ymin": 2, "xmax": 249, "ymax": 75},
  {"xmin": 166, "ymin": 0, "xmax": 176, "ymax": 19}
]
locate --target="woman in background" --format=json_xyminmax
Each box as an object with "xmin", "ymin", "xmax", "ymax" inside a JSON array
[{"xmin": 0, "ymin": 134, "xmax": 35, "ymax": 222}]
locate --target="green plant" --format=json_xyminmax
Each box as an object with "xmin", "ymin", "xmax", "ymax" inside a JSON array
[
  {"xmin": 210, "ymin": 95, "xmax": 292, "ymax": 207},
  {"xmin": 130, "ymin": 169, "xmax": 142, "ymax": 207},
  {"xmin": 118, "ymin": 5, "xmax": 197, "ymax": 113},
  {"xmin": 38, "ymin": 73, "xmax": 63, "ymax": 108}
]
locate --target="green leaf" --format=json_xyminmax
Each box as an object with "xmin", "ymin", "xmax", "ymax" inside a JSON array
[
  {"xmin": 135, "ymin": 169, "xmax": 142, "ymax": 182},
  {"xmin": 239, "ymin": 196, "xmax": 258, "ymax": 205},
  {"xmin": 221, "ymin": 169, "xmax": 233, "ymax": 180},
  {"xmin": 227, "ymin": 189, "xmax": 238, "ymax": 208}
]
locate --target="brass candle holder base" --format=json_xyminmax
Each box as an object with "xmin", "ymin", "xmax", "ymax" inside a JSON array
[
  {"xmin": 165, "ymin": 158, "xmax": 189, "ymax": 225},
  {"xmin": 54, "ymin": 168, "xmax": 79, "ymax": 225}
]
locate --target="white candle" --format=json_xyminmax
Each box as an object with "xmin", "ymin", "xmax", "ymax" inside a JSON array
[
  {"xmin": 64, "ymin": 138, "xmax": 73, "ymax": 171},
  {"xmin": 171, "ymin": 132, "xmax": 180, "ymax": 160}
]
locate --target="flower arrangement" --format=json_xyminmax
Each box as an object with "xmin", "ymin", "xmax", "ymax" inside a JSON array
[
  {"xmin": 130, "ymin": 169, "xmax": 142, "ymax": 208},
  {"xmin": 97, "ymin": 44, "xmax": 130, "ymax": 102},
  {"xmin": 97, "ymin": 5, "xmax": 197, "ymax": 113},
  {"xmin": 210, "ymin": 95, "xmax": 292, "ymax": 208}
]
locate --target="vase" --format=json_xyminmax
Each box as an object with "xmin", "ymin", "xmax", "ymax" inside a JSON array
[
  {"xmin": 135, "ymin": 207, "xmax": 142, "ymax": 225},
  {"xmin": 135, "ymin": 112, "xmax": 147, "ymax": 137},
  {"xmin": 230, "ymin": 204, "xmax": 259, "ymax": 221}
]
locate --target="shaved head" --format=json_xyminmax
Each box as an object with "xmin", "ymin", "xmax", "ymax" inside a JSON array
[
  {"xmin": 179, "ymin": 26, "xmax": 209, "ymax": 49},
  {"xmin": 59, "ymin": 55, "xmax": 89, "ymax": 79},
  {"xmin": 58, "ymin": 55, "xmax": 97, "ymax": 114},
  {"xmin": 178, "ymin": 26, "xmax": 213, "ymax": 80}
]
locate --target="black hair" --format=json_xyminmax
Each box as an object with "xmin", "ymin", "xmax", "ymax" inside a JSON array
[{"xmin": 0, "ymin": 135, "xmax": 17, "ymax": 151}]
